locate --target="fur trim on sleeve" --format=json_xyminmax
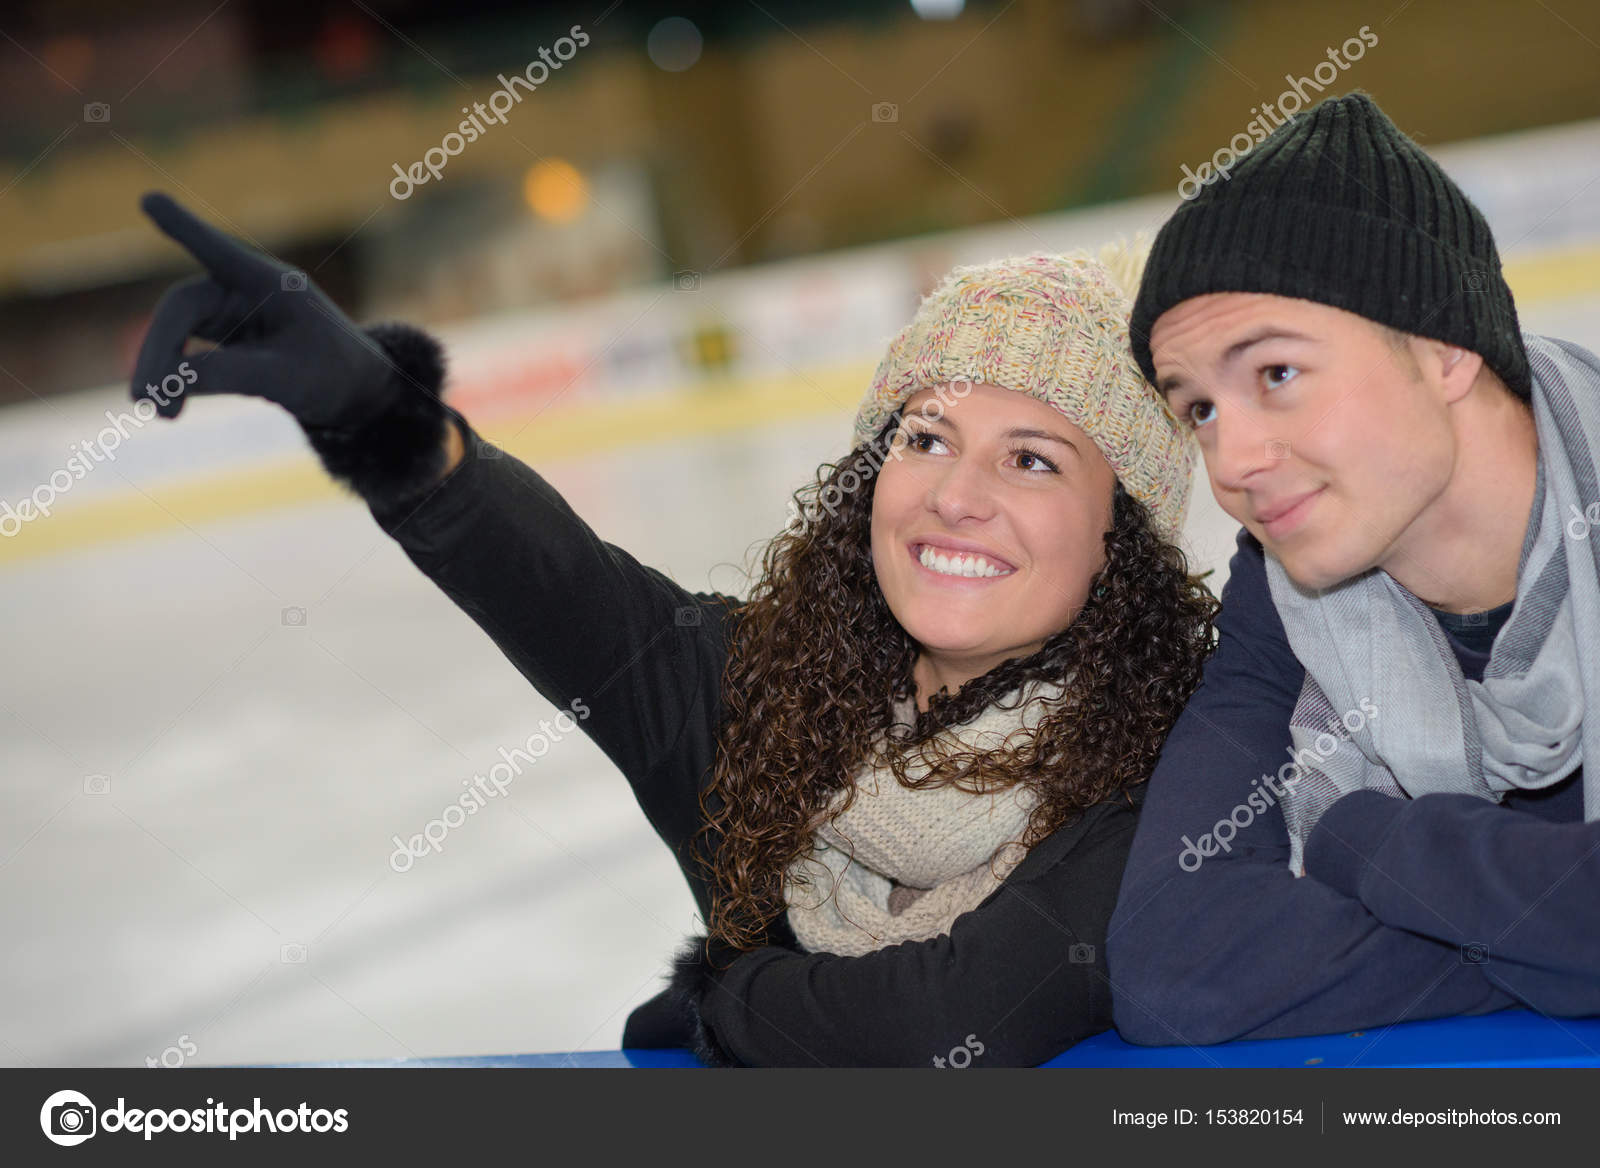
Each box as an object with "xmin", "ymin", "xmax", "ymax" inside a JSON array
[
  {"xmin": 666, "ymin": 935, "xmax": 743, "ymax": 1068},
  {"xmin": 300, "ymin": 321, "xmax": 455, "ymax": 512}
]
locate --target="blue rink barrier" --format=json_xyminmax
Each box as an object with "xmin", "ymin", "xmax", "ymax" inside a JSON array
[{"xmin": 278, "ymin": 1008, "xmax": 1600, "ymax": 1068}]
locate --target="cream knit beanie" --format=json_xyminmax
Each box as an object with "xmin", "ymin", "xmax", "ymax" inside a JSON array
[{"xmin": 851, "ymin": 244, "xmax": 1196, "ymax": 543}]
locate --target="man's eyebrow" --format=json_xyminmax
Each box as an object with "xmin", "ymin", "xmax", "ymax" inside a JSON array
[
  {"xmin": 1220, "ymin": 327, "xmax": 1319, "ymax": 366},
  {"xmin": 1155, "ymin": 327, "xmax": 1320, "ymax": 397}
]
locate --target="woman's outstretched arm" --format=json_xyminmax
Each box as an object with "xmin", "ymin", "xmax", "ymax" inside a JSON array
[
  {"xmin": 359, "ymin": 400, "xmax": 734, "ymax": 880},
  {"xmin": 131, "ymin": 192, "xmax": 732, "ymax": 889}
]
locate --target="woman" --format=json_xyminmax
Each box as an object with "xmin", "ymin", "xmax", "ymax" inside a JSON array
[{"xmin": 130, "ymin": 193, "xmax": 1217, "ymax": 1066}]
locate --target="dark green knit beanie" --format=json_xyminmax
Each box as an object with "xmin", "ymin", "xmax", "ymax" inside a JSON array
[{"xmin": 1130, "ymin": 91, "xmax": 1531, "ymax": 400}]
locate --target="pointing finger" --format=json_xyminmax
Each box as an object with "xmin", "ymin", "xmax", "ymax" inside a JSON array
[{"xmin": 140, "ymin": 191, "xmax": 281, "ymax": 295}]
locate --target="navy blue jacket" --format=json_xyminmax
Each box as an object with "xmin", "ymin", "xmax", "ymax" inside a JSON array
[{"xmin": 1108, "ymin": 528, "xmax": 1600, "ymax": 1046}]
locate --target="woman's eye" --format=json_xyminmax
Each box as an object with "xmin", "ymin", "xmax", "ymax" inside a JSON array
[
  {"xmin": 1186, "ymin": 400, "xmax": 1216, "ymax": 429},
  {"xmin": 904, "ymin": 429, "xmax": 944, "ymax": 453},
  {"xmin": 1010, "ymin": 447, "xmax": 1059, "ymax": 473},
  {"xmin": 1262, "ymin": 364, "xmax": 1300, "ymax": 388}
]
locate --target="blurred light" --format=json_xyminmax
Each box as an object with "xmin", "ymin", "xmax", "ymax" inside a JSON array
[
  {"xmin": 523, "ymin": 159, "xmax": 589, "ymax": 223},
  {"xmin": 42, "ymin": 36, "xmax": 96, "ymax": 88},
  {"xmin": 686, "ymin": 322, "xmax": 735, "ymax": 372},
  {"xmin": 647, "ymin": 17, "xmax": 703, "ymax": 72},
  {"xmin": 314, "ymin": 15, "xmax": 378, "ymax": 81},
  {"xmin": 911, "ymin": 0, "xmax": 965, "ymax": 17}
]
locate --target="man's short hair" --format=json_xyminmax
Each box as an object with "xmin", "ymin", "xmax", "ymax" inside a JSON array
[
  {"xmin": 1373, "ymin": 322, "xmax": 1420, "ymax": 377},
  {"xmin": 1369, "ymin": 320, "xmax": 1529, "ymax": 406}
]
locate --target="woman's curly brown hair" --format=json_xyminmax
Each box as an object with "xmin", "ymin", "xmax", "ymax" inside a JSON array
[{"xmin": 692, "ymin": 416, "xmax": 1219, "ymax": 951}]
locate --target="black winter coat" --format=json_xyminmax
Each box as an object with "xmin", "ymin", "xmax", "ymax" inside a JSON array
[{"xmin": 360, "ymin": 403, "xmax": 1144, "ymax": 1067}]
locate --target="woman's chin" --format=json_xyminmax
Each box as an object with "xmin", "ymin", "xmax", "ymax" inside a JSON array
[{"xmin": 906, "ymin": 627, "xmax": 998, "ymax": 663}]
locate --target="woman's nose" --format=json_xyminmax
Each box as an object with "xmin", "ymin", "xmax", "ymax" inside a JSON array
[{"xmin": 925, "ymin": 456, "xmax": 996, "ymax": 524}]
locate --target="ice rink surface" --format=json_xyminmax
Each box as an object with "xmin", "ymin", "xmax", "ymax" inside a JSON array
[{"xmin": 4, "ymin": 291, "xmax": 1598, "ymax": 1067}]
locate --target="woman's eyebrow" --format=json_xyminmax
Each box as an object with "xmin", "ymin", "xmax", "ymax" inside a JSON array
[
  {"xmin": 906, "ymin": 418, "xmax": 1081, "ymax": 456},
  {"xmin": 1004, "ymin": 426, "xmax": 1083, "ymax": 459},
  {"xmin": 1004, "ymin": 426, "xmax": 1070, "ymax": 443}
]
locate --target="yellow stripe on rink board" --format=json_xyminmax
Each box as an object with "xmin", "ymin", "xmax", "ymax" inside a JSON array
[
  {"xmin": 0, "ymin": 361, "xmax": 871, "ymax": 566},
  {"xmin": 1505, "ymin": 244, "xmax": 1600, "ymax": 304}
]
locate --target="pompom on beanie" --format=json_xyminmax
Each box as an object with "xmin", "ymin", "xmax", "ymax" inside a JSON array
[{"xmin": 851, "ymin": 245, "xmax": 1196, "ymax": 544}]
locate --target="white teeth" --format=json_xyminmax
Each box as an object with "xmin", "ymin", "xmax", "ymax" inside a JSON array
[{"xmin": 918, "ymin": 545, "xmax": 1008, "ymax": 578}]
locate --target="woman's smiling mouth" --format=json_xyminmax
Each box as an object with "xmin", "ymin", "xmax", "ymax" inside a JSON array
[{"xmin": 909, "ymin": 541, "xmax": 1017, "ymax": 580}]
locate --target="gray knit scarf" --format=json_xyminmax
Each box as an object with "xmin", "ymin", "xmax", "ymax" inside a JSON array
[
  {"xmin": 1264, "ymin": 334, "xmax": 1600, "ymax": 874},
  {"xmin": 782, "ymin": 680, "xmax": 1063, "ymax": 956}
]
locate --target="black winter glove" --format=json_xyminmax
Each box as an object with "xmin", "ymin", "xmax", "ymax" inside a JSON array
[
  {"xmin": 131, "ymin": 191, "xmax": 456, "ymax": 509},
  {"xmin": 665, "ymin": 934, "xmax": 747, "ymax": 1067}
]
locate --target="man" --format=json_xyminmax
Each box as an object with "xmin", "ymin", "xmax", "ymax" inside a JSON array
[{"xmin": 1109, "ymin": 90, "xmax": 1600, "ymax": 1045}]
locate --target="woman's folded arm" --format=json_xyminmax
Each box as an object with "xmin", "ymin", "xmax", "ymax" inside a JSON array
[{"xmin": 677, "ymin": 799, "xmax": 1137, "ymax": 1067}]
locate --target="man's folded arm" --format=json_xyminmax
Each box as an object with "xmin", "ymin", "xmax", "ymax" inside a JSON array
[
  {"xmin": 1107, "ymin": 531, "xmax": 1514, "ymax": 1046},
  {"xmin": 1305, "ymin": 788, "xmax": 1600, "ymax": 1016}
]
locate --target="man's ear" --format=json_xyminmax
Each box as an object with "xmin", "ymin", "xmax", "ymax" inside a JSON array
[{"xmin": 1418, "ymin": 337, "xmax": 1485, "ymax": 405}]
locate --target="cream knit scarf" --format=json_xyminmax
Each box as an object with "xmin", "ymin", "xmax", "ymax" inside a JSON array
[{"xmin": 782, "ymin": 680, "xmax": 1063, "ymax": 956}]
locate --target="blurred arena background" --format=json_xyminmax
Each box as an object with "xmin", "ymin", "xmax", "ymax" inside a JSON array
[{"xmin": 2, "ymin": 0, "xmax": 1599, "ymax": 1066}]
